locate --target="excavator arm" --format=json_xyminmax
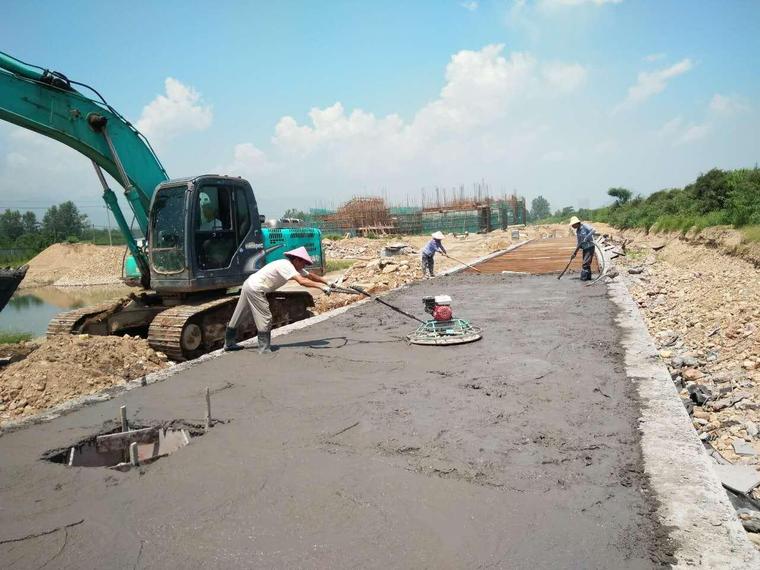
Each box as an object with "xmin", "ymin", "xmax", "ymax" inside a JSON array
[{"xmin": 0, "ymin": 51, "xmax": 169, "ymax": 285}]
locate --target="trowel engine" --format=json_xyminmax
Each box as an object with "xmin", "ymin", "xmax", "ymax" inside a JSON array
[{"xmin": 423, "ymin": 295, "xmax": 453, "ymax": 322}]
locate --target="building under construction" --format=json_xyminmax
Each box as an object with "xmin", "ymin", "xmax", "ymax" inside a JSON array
[{"xmin": 306, "ymin": 191, "xmax": 527, "ymax": 237}]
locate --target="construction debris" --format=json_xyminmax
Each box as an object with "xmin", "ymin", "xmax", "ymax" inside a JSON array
[
  {"xmin": 0, "ymin": 335, "xmax": 169, "ymax": 425},
  {"xmin": 609, "ymin": 225, "xmax": 760, "ymax": 504}
]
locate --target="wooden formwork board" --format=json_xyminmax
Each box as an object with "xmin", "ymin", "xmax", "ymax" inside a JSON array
[{"xmin": 468, "ymin": 238, "xmax": 599, "ymax": 274}]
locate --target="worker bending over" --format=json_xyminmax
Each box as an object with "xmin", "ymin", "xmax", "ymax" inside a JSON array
[
  {"xmin": 569, "ymin": 216, "xmax": 596, "ymax": 281},
  {"xmin": 224, "ymin": 247, "xmax": 331, "ymax": 353},
  {"xmin": 421, "ymin": 231, "xmax": 447, "ymax": 278}
]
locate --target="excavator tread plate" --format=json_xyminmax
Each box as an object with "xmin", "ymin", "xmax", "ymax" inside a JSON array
[
  {"xmin": 46, "ymin": 300, "xmax": 125, "ymax": 335},
  {"xmin": 148, "ymin": 297, "xmax": 236, "ymax": 361}
]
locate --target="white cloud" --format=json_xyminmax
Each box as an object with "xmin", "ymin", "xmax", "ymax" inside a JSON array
[
  {"xmin": 460, "ymin": 1, "xmax": 479, "ymax": 11},
  {"xmin": 709, "ymin": 93, "xmax": 749, "ymax": 115},
  {"xmin": 675, "ymin": 123, "xmax": 710, "ymax": 145},
  {"xmin": 542, "ymin": 62, "xmax": 588, "ymax": 93},
  {"xmin": 226, "ymin": 142, "xmax": 277, "ymax": 176},
  {"xmin": 269, "ymin": 44, "xmax": 587, "ymax": 161},
  {"xmin": 221, "ymin": 44, "xmax": 603, "ymax": 216},
  {"xmin": 657, "ymin": 117, "xmax": 710, "ymax": 146},
  {"xmin": 614, "ymin": 58, "xmax": 693, "ymax": 113},
  {"xmin": 657, "ymin": 116, "xmax": 684, "ymax": 138},
  {"xmin": 136, "ymin": 78, "xmax": 213, "ymax": 143},
  {"xmin": 644, "ymin": 52, "xmax": 666, "ymax": 62}
]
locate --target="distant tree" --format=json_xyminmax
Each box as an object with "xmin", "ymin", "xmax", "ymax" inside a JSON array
[
  {"xmin": 42, "ymin": 201, "xmax": 88, "ymax": 241},
  {"xmin": 560, "ymin": 206, "xmax": 575, "ymax": 217},
  {"xmin": 530, "ymin": 195, "xmax": 551, "ymax": 221},
  {"xmin": 0, "ymin": 210, "xmax": 25, "ymax": 243},
  {"xmin": 21, "ymin": 211, "xmax": 38, "ymax": 234},
  {"xmin": 608, "ymin": 187, "xmax": 632, "ymax": 207},
  {"xmin": 282, "ymin": 208, "xmax": 308, "ymax": 220}
]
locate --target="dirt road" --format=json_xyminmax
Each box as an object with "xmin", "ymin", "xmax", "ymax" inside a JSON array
[{"xmin": 0, "ymin": 274, "xmax": 669, "ymax": 568}]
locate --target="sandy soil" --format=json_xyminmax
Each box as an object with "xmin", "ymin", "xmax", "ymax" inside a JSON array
[
  {"xmin": 22, "ymin": 243, "xmax": 127, "ymax": 288},
  {"xmin": 0, "ymin": 274, "xmax": 669, "ymax": 568}
]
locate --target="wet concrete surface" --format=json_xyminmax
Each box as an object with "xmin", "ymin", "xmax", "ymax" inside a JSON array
[{"xmin": 0, "ymin": 274, "xmax": 667, "ymax": 569}]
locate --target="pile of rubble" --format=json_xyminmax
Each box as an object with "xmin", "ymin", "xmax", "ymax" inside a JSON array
[
  {"xmin": 314, "ymin": 248, "xmax": 423, "ymax": 313},
  {"xmin": 615, "ymin": 234, "xmax": 760, "ymax": 544},
  {"xmin": 322, "ymin": 238, "xmax": 378, "ymax": 260},
  {"xmin": 0, "ymin": 334, "xmax": 170, "ymax": 425}
]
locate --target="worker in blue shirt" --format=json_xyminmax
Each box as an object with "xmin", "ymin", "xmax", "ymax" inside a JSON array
[
  {"xmin": 421, "ymin": 231, "xmax": 447, "ymax": 278},
  {"xmin": 569, "ymin": 216, "xmax": 595, "ymax": 281}
]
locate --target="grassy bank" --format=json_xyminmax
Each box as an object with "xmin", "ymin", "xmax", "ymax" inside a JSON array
[{"xmin": 0, "ymin": 331, "xmax": 32, "ymax": 345}]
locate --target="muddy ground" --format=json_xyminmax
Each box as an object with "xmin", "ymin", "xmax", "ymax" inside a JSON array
[{"xmin": 0, "ymin": 274, "xmax": 669, "ymax": 569}]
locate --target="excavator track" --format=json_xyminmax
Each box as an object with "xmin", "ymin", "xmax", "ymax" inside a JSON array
[
  {"xmin": 147, "ymin": 291, "xmax": 314, "ymax": 361},
  {"xmin": 47, "ymin": 300, "xmax": 127, "ymax": 335},
  {"xmin": 148, "ymin": 297, "xmax": 237, "ymax": 361}
]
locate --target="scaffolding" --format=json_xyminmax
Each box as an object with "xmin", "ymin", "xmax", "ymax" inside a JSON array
[{"xmin": 305, "ymin": 189, "xmax": 527, "ymax": 237}]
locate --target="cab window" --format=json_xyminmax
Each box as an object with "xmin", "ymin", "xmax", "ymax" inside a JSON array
[{"xmin": 195, "ymin": 185, "xmax": 251, "ymax": 270}]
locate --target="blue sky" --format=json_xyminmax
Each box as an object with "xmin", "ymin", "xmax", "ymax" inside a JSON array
[{"xmin": 1, "ymin": 0, "xmax": 759, "ymax": 225}]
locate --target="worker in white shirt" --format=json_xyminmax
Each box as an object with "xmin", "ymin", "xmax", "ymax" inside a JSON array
[{"xmin": 224, "ymin": 247, "xmax": 332, "ymax": 353}]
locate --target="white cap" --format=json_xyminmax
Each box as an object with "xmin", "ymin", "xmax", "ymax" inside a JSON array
[
  {"xmin": 431, "ymin": 231, "xmax": 444, "ymax": 240},
  {"xmin": 569, "ymin": 216, "xmax": 581, "ymax": 226}
]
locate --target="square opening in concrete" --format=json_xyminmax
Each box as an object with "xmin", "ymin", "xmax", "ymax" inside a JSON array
[{"xmin": 43, "ymin": 421, "xmax": 206, "ymax": 470}]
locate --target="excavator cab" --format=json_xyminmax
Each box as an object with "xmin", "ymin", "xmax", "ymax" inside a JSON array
[{"xmin": 149, "ymin": 175, "xmax": 267, "ymax": 293}]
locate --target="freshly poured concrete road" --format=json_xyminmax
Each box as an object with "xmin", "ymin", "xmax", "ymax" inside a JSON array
[{"xmin": 1, "ymin": 275, "xmax": 669, "ymax": 568}]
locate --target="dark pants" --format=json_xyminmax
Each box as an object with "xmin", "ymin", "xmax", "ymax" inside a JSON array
[
  {"xmin": 421, "ymin": 254, "xmax": 434, "ymax": 278},
  {"xmin": 580, "ymin": 247, "xmax": 594, "ymax": 281}
]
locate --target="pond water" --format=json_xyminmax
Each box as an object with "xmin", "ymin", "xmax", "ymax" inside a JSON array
[{"xmin": 0, "ymin": 286, "xmax": 135, "ymax": 337}]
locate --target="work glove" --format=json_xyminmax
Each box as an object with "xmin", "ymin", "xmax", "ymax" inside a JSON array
[
  {"xmin": 328, "ymin": 280, "xmax": 338, "ymax": 289},
  {"xmin": 322, "ymin": 286, "xmax": 332, "ymax": 296}
]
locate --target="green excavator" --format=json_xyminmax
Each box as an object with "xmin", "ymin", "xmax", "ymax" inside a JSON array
[{"xmin": 0, "ymin": 51, "xmax": 323, "ymax": 360}]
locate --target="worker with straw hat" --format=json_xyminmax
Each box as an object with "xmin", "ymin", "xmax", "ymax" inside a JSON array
[
  {"xmin": 224, "ymin": 247, "xmax": 333, "ymax": 353},
  {"xmin": 421, "ymin": 231, "xmax": 447, "ymax": 278},
  {"xmin": 569, "ymin": 216, "xmax": 596, "ymax": 281}
]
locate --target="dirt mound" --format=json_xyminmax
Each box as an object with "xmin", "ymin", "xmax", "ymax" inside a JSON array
[
  {"xmin": 23, "ymin": 243, "xmax": 126, "ymax": 288},
  {"xmin": 0, "ymin": 334, "xmax": 169, "ymax": 424}
]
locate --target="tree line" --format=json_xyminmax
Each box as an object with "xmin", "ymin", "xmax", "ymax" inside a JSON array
[
  {"xmin": 528, "ymin": 167, "xmax": 760, "ymax": 233},
  {"xmin": 0, "ymin": 201, "xmax": 126, "ymax": 262}
]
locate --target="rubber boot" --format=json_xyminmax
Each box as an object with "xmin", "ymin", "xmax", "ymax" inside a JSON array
[
  {"xmin": 223, "ymin": 327, "xmax": 242, "ymax": 351},
  {"xmin": 257, "ymin": 331, "xmax": 272, "ymax": 354}
]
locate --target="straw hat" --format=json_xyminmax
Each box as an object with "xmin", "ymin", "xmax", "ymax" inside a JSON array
[
  {"xmin": 284, "ymin": 246, "xmax": 313, "ymax": 264},
  {"xmin": 568, "ymin": 216, "xmax": 581, "ymax": 226},
  {"xmin": 431, "ymin": 231, "xmax": 445, "ymax": 240}
]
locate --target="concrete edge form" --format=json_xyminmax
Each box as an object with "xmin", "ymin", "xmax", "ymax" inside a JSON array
[
  {"xmin": 606, "ymin": 275, "xmax": 760, "ymax": 567},
  {"xmin": 1, "ymin": 242, "xmax": 527, "ymax": 433}
]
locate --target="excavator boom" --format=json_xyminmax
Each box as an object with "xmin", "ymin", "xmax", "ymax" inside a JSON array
[{"xmin": 0, "ymin": 51, "xmax": 169, "ymax": 279}]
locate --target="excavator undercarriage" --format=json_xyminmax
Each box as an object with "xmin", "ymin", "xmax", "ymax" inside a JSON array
[{"xmin": 47, "ymin": 291, "xmax": 314, "ymax": 361}]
